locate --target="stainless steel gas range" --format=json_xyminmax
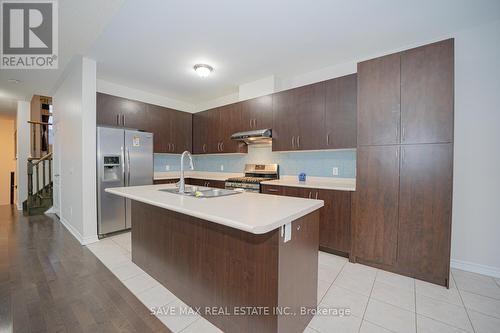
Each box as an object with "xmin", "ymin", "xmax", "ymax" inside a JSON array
[{"xmin": 225, "ymin": 164, "xmax": 279, "ymax": 193}]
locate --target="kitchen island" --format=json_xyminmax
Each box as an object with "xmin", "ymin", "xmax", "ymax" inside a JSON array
[{"xmin": 106, "ymin": 184, "xmax": 324, "ymax": 333}]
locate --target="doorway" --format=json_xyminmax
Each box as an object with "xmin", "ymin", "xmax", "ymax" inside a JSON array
[{"xmin": 0, "ymin": 116, "xmax": 17, "ymax": 206}]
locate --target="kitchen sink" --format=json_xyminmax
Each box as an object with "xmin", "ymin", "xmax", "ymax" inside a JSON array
[{"xmin": 160, "ymin": 186, "xmax": 241, "ymax": 198}]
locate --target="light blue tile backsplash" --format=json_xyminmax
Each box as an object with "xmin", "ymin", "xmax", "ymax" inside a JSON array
[{"xmin": 154, "ymin": 145, "xmax": 356, "ymax": 178}]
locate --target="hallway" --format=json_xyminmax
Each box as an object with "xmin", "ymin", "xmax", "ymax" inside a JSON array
[{"xmin": 0, "ymin": 205, "xmax": 170, "ymax": 333}]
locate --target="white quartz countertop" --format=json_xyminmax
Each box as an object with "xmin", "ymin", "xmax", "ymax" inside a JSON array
[
  {"xmin": 262, "ymin": 176, "xmax": 356, "ymax": 191},
  {"xmin": 106, "ymin": 184, "xmax": 324, "ymax": 234},
  {"xmin": 154, "ymin": 171, "xmax": 243, "ymax": 181}
]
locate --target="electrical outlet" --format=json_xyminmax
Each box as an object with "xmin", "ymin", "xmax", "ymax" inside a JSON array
[
  {"xmin": 220, "ymin": 164, "xmax": 224, "ymax": 171},
  {"xmin": 332, "ymin": 167, "xmax": 339, "ymax": 176},
  {"xmin": 165, "ymin": 165, "xmax": 170, "ymax": 171}
]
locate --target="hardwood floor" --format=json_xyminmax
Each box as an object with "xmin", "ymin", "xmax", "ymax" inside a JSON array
[{"xmin": 0, "ymin": 205, "xmax": 171, "ymax": 333}]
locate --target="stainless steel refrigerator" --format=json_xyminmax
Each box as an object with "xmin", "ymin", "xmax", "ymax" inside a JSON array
[{"xmin": 97, "ymin": 127, "xmax": 153, "ymax": 236}]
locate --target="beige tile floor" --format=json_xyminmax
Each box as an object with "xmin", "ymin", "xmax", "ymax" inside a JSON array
[{"xmin": 87, "ymin": 232, "xmax": 500, "ymax": 333}]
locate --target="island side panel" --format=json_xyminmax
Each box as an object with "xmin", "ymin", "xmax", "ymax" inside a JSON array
[
  {"xmin": 277, "ymin": 210, "xmax": 319, "ymax": 333},
  {"xmin": 131, "ymin": 201, "xmax": 281, "ymax": 333}
]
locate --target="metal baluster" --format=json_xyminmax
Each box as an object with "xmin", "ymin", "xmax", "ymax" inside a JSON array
[
  {"xmin": 27, "ymin": 161, "xmax": 33, "ymax": 208},
  {"xmin": 42, "ymin": 161, "xmax": 46, "ymax": 194},
  {"xmin": 35, "ymin": 164, "xmax": 40, "ymax": 204},
  {"xmin": 48, "ymin": 159, "xmax": 52, "ymax": 184}
]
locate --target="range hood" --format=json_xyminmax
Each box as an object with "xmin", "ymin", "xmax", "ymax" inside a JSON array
[{"xmin": 231, "ymin": 129, "xmax": 272, "ymax": 144}]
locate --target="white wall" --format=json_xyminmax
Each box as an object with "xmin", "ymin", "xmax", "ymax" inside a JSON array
[
  {"xmin": 451, "ymin": 19, "xmax": 500, "ymax": 277},
  {"xmin": 0, "ymin": 117, "xmax": 16, "ymax": 205},
  {"xmin": 239, "ymin": 76, "xmax": 276, "ymax": 101},
  {"xmin": 16, "ymin": 101, "xmax": 30, "ymax": 210},
  {"xmin": 97, "ymin": 79, "xmax": 195, "ymax": 112},
  {"xmin": 53, "ymin": 56, "xmax": 98, "ymax": 245}
]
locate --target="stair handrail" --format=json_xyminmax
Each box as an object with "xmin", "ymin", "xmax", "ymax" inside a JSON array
[
  {"xmin": 27, "ymin": 152, "xmax": 53, "ymax": 210},
  {"xmin": 31, "ymin": 152, "xmax": 53, "ymax": 165}
]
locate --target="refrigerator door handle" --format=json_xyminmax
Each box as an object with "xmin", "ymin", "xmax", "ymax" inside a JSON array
[
  {"xmin": 121, "ymin": 146, "xmax": 125, "ymax": 183},
  {"xmin": 126, "ymin": 148, "xmax": 131, "ymax": 186}
]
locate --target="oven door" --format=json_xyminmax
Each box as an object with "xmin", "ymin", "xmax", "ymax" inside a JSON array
[{"xmin": 225, "ymin": 182, "xmax": 260, "ymax": 193}]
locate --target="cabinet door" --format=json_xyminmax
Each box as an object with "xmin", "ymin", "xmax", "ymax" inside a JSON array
[
  {"xmin": 192, "ymin": 110, "xmax": 211, "ymax": 154},
  {"xmin": 218, "ymin": 103, "xmax": 246, "ymax": 153},
  {"xmin": 272, "ymin": 89, "xmax": 298, "ymax": 151},
  {"xmin": 401, "ymin": 39, "xmax": 454, "ymax": 144},
  {"xmin": 261, "ymin": 185, "xmax": 283, "ymax": 195},
  {"xmin": 325, "ymin": 74, "xmax": 357, "ymax": 149},
  {"xmin": 240, "ymin": 95, "xmax": 273, "ymax": 131},
  {"xmin": 170, "ymin": 111, "xmax": 192, "ymax": 153},
  {"xmin": 357, "ymin": 53, "xmax": 401, "ymax": 145},
  {"xmin": 282, "ymin": 186, "xmax": 311, "ymax": 198},
  {"xmin": 397, "ymin": 144, "xmax": 452, "ymax": 285},
  {"xmin": 352, "ymin": 145, "xmax": 400, "ymax": 266},
  {"xmin": 147, "ymin": 104, "xmax": 171, "ymax": 153},
  {"xmin": 96, "ymin": 93, "xmax": 123, "ymax": 127},
  {"xmin": 121, "ymin": 99, "xmax": 148, "ymax": 131},
  {"xmin": 296, "ymin": 82, "xmax": 326, "ymax": 150},
  {"xmin": 318, "ymin": 190, "xmax": 351, "ymax": 253}
]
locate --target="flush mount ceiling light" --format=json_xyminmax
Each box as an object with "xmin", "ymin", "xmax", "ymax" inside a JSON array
[
  {"xmin": 193, "ymin": 64, "xmax": 214, "ymax": 77},
  {"xmin": 7, "ymin": 78, "xmax": 21, "ymax": 84}
]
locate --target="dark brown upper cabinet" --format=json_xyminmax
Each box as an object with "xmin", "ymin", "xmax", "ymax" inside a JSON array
[
  {"xmin": 97, "ymin": 92, "xmax": 147, "ymax": 130},
  {"xmin": 397, "ymin": 143, "xmax": 453, "ymax": 285},
  {"xmin": 357, "ymin": 53, "xmax": 401, "ymax": 146},
  {"xmin": 239, "ymin": 95, "xmax": 273, "ymax": 131},
  {"xmin": 217, "ymin": 103, "xmax": 247, "ymax": 154},
  {"xmin": 401, "ymin": 39, "xmax": 454, "ymax": 144},
  {"xmin": 193, "ymin": 106, "xmax": 246, "ymax": 154},
  {"xmin": 192, "ymin": 109, "xmax": 212, "ymax": 154},
  {"xmin": 97, "ymin": 93, "xmax": 192, "ymax": 154},
  {"xmin": 148, "ymin": 104, "xmax": 192, "ymax": 154},
  {"xmin": 324, "ymin": 74, "xmax": 357, "ymax": 149},
  {"xmin": 352, "ymin": 145, "xmax": 400, "ymax": 266},
  {"xmin": 272, "ymin": 82, "xmax": 325, "ymax": 151}
]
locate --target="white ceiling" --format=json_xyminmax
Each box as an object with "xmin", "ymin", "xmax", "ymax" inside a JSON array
[
  {"xmin": 0, "ymin": 0, "xmax": 125, "ymax": 114},
  {"xmin": 1, "ymin": 0, "xmax": 500, "ymax": 112},
  {"xmin": 87, "ymin": 0, "xmax": 500, "ymax": 104}
]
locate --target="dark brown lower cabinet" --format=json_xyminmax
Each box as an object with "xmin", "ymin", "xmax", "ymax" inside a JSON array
[
  {"xmin": 352, "ymin": 144, "xmax": 453, "ymax": 286},
  {"xmin": 352, "ymin": 145, "xmax": 400, "ymax": 266},
  {"xmin": 186, "ymin": 178, "xmax": 225, "ymax": 189},
  {"xmin": 318, "ymin": 189, "xmax": 351, "ymax": 255},
  {"xmin": 153, "ymin": 179, "xmax": 179, "ymax": 185},
  {"xmin": 397, "ymin": 143, "xmax": 453, "ymax": 285},
  {"xmin": 261, "ymin": 185, "xmax": 352, "ymax": 255}
]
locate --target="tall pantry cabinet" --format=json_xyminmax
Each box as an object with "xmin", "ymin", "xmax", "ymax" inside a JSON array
[{"xmin": 352, "ymin": 39, "xmax": 454, "ymax": 287}]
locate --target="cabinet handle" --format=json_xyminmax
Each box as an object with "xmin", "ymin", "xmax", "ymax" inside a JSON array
[
  {"xmin": 402, "ymin": 126, "xmax": 406, "ymax": 142},
  {"xmin": 297, "ymin": 136, "xmax": 300, "ymax": 148},
  {"xmin": 291, "ymin": 136, "xmax": 295, "ymax": 149},
  {"xmin": 326, "ymin": 133, "xmax": 330, "ymax": 145},
  {"xmin": 308, "ymin": 191, "xmax": 312, "ymax": 198},
  {"xmin": 401, "ymin": 147, "xmax": 406, "ymax": 166},
  {"xmin": 250, "ymin": 119, "xmax": 253, "ymax": 129},
  {"xmin": 116, "ymin": 114, "xmax": 120, "ymax": 125},
  {"xmin": 315, "ymin": 192, "xmax": 318, "ymax": 199},
  {"xmin": 217, "ymin": 142, "xmax": 221, "ymax": 151},
  {"xmin": 122, "ymin": 114, "xmax": 125, "ymax": 126},
  {"xmin": 221, "ymin": 141, "xmax": 224, "ymax": 151},
  {"xmin": 253, "ymin": 119, "xmax": 257, "ymax": 128},
  {"xmin": 171, "ymin": 143, "xmax": 175, "ymax": 152},
  {"xmin": 203, "ymin": 144, "xmax": 207, "ymax": 153}
]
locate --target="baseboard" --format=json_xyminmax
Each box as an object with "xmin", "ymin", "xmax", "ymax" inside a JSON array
[
  {"xmin": 59, "ymin": 216, "xmax": 99, "ymax": 246},
  {"xmin": 451, "ymin": 259, "xmax": 500, "ymax": 279}
]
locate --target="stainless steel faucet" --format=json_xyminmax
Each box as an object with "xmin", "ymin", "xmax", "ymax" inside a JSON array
[{"xmin": 178, "ymin": 151, "xmax": 194, "ymax": 193}]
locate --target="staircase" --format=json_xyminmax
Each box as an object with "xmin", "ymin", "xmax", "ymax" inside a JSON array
[{"xmin": 23, "ymin": 153, "xmax": 53, "ymax": 216}]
